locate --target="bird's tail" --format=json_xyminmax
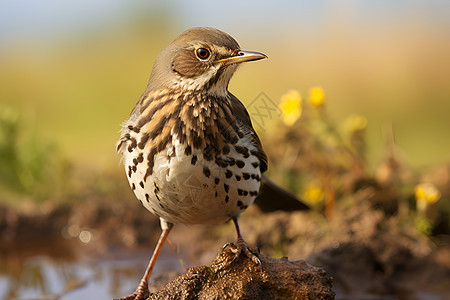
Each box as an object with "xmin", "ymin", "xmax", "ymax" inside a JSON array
[{"xmin": 255, "ymin": 175, "xmax": 309, "ymax": 212}]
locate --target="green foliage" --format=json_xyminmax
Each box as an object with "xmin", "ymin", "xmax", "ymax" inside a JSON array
[{"xmin": 0, "ymin": 105, "xmax": 68, "ymax": 204}]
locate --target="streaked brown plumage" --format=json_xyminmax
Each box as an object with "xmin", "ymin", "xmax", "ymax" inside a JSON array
[{"xmin": 115, "ymin": 27, "xmax": 304, "ymax": 300}]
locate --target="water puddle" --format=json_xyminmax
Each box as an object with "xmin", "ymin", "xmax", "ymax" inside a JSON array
[{"xmin": 0, "ymin": 239, "xmax": 181, "ymax": 300}]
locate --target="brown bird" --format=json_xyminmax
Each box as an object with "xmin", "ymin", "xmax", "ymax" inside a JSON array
[{"xmin": 116, "ymin": 27, "xmax": 306, "ymax": 300}]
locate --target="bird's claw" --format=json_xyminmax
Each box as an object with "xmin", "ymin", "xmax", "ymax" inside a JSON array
[
  {"xmin": 222, "ymin": 242, "xmax": 231, "ymax": 251},
  {"xmin": 223, "ymin": 238, "xmax": 262, "ymax": 271},
  {"xmin": 240, "ymin": 243, "xmax": 262, "ymax": 270}
]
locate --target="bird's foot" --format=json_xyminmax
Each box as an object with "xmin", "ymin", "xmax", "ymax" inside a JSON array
[
  {"xmin": 218, "ymin": 239, "xmax": 262, "ymax": 271},
  {"xmin": 113, "ymin": 281, "xmax": 150, "ymax": 300},
  {"xmin": 234, "ymin": 237, "xmax": 262, "ymax": 270}
]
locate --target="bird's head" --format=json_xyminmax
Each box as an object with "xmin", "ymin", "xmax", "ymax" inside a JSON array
[{"xmin": 146, "ymin": 27, "xmax": 267, "ymax": 97}]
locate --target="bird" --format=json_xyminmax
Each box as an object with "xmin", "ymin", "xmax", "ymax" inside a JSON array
[{"xmin": 115, "ymin": 27, "xmax": 306, "ymax": 300}]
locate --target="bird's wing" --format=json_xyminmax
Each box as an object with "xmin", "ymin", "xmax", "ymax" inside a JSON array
[
  {"xmin": 229, "ymin": 94, "xmax": 309, "ymax": 212},
  {"xmin": 229, "ymin": 93, "xmax": 268, "ymax": 173}
]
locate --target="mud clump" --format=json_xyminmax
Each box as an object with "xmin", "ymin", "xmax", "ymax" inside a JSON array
[{"xmin": 150, "ymin": 245, "xmax": 335, "ymax": 300}]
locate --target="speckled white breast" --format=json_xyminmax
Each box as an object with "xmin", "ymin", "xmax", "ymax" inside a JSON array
[{"xmin": 123, "ymin": 133, "xmax": 262, "ymax": 225}]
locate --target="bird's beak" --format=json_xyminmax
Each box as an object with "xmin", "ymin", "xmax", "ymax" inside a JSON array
[{"xmin": 215, "ymin": 50, "xmax": 267, "ymax": 66}]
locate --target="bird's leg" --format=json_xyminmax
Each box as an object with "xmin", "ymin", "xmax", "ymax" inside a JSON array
[
  {"xmin": 231, "ymin": 217, "xmax": 262, "ymax": 270},
  {"xmin": 114, "ymin": 222, "xmax": 173, "ymax": 300}
]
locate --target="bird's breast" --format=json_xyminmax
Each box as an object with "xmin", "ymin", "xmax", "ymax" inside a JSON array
[
  {"xmin": 118, "ymin": 90, "xmax": 263, "ymax": 225},
  {"xmin": 123, "ymin": 132, "xmax": 262, "ymax": 225}
]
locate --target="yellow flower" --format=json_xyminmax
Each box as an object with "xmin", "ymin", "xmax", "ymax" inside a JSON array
[
  {"xmin": 279, "ymin": 90, "xmax": 302, "ymax": 126},
  {"xmin": 343, "ymin": 114, "xmax": 368, "ymax": 132},
  {"xmin": 414, "ymin": 183, "xmax": 441, "ymax": 204},
  {"xmin": 309, "ymin": 86, "xmax": 325, "ymax": 107},
  {"xmin": 304, "ymin": 184, "xmax": 324, "ymax": 203}
]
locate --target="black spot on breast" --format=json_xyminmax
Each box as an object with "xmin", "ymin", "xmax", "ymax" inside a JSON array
[
  {"xmin": 203, "ymin": 166, "xmax": 211, "ymax": 178},
  {"xmin": 215, "ymin": 157, "xmax": 223, "ymax": 167},
  {"xmin": 139, "ymin": 181, "xmax": 144, "ymax": 188},
  {"xmin": 144, "ymin": 148, "xmax": 157, "ymax": 179},
  {"xmin": 243, "ymin": 190, "xmax": 248, "ymax": 196},
  {"xmin": 154, "ymin": 182, "xmax": 160, "ymax": 191},
  {"xmin": 215, "ymin": 177, "xmax": 220, "ymax": 184},
  {"xmin": 159, "ymin": 203, "xmax": 165, "ymax": 209},
  {"xmin": 137, "ymin": 153, "xmax": 144, "ymax": 163},
  {"xmin": 128, "ymin": 166, "xmax": 132, "ymax": 178},
  {"xmin": 133, "ymin": 158, "xmax": 138, "ymax": 165},
  {"xmin": 222, "ymin": 144, "xmax": 230, "ymax": 155},
  {"xmin": 251, "ymin": 162, "xmax": 259, "ymax": 168},
  {"xmin": 128, "ymin": 125, "xmax": 140, "ymax": 133},
  {"xmin": 242, "ymin": 173, "xmax": 250, "ymax": 180},
  {"xmin": 236, "ymin": 160, "xmax": 245, "ymax": 168},
  {"xmin": 185, "ymin": 145, "xmax": 192, "ymax": 156},
  {"xmin": 145, "ymin": 193, "xmax": 150, "ymax": 202},
  {"xmin": 237, "ymin": 200, "xmax": 243, "ymax": 207},
  {"xmin": 235, "ymin": 146, "xmax": 249, "ymax": 158},
  {"xmin": 225, "ymin": 170, "xmax": 233, "ymax": 178},
  {"xmin": 250, "ymin": 150, "xmax": 258, "ymax": 155},
  {"xmin": 191, "ymin": 154, "xmax": 198, "ymax": 165},
  {"xmin": 238, "ymin": 189, "xmax": 244, "ymax": 196},
  {"xmin": 224, "ymin": 183, "xmax": 230, "ymax": 193},
  {"xmin": 226, "ymin": 157, "xmax": 235, "ymax": 166},
  {"xmin": 225, "ymin": 195, "xmax": 229, "ymax": 203},
  {"xmin": 127, "ymin": 138, "xmax": 137, "ymax": 153},
  {"xmin": 235, "ymin": 175, "xmax": 241, "ymax": 181},
  {"xmin": 131, "ymin": 183, "xmax": 136, "ymax": 190},
  {"xmin": 215, "ymin": 191, "xmax": 218, "ymax": 197},
  {"xmin": 132, "ymin": 165, "xmax": 137, "ymax": 173},
  {"xmin": 250, "ymin": 191, "xmax": 258, "ymax": 196}
]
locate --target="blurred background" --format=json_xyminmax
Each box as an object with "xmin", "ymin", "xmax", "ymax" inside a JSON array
[{"xmin": 1, "ymin": 1, "xmax": 450, "ymax": 299}]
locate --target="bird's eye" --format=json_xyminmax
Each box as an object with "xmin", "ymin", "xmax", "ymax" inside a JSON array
[{"xmin": 196, "ymin": 48, "xmax": 210, "ymax": 60}]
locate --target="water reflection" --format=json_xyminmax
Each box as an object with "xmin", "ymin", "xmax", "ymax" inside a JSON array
[{"xmin": 0, "ymin": 237, "xmax": 180, "ymax": 300}]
